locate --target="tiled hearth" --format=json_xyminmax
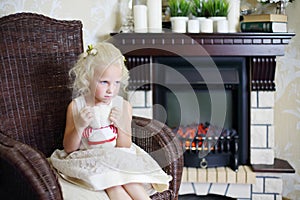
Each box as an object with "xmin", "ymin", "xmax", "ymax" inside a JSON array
[{"xmin": 128, "ymin": 90, "xmax": 287, "ymax": 200}]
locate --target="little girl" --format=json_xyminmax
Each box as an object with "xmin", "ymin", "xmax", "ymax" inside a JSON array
[{"xmin": 50, "ymin": 43, "xmax": 172, "ymax": 199}]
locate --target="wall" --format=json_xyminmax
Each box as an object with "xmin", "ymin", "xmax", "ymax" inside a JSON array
[
  {"xmin": 0, "ymin": 0, "xmax": 299, "ymax": 199},
  {"xmin": 0, "ymin": 0, "xmax": 128, "ymax": 48},
  {"xmin": 275, "ymin": 2, "xmax": 300, "ymax": 199}
]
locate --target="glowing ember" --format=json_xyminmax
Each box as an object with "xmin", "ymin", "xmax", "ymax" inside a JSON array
[{"xmin": 174, "ymin": 122, "xmax": 237, "ymax": 151}]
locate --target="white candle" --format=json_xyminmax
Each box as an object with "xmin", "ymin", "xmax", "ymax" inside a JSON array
[
  {"xmin": 227, "ymin": 0, "xmax": 240, "ymax": 32},
  {"xmin": 147, "ymin": 0, "xmax": 162, "ymax": 33},
  {"xmin": 134, "ymin": 5, "xmax": 148, "ymax": 33}
]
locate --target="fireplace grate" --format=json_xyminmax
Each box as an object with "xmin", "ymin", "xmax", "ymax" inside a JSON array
[{"xmin": 175, "ymin": 123, "xmax": 239, "ymax": 171}]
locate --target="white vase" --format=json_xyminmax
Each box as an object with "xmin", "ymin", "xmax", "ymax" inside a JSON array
[
  {"xmin": 227, "ymin": 0, "xmax": 241, "ymax": 32},
  {"xmin": 209, "ymin": 16, "xmax": 227, "ymax": 33},
  {"xmin": 188, "ymin": 19, "xmax": 200, "ymax": 33},
  {"xmin": 200, "ymin": 18, "xmax": 213, "ymax": 33},
  {"xmin": 217, "ymin": 19, "xmax": 229, "ymax": 33},
  {"xmin": 197, "ymin": 17, "xmax": 206, "ymax": 33},
  {"xmin": 170, "ymin": 17, "xmax": 188, "ymax": 33}
]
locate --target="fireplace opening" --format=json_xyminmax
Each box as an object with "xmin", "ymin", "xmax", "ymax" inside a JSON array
[{"xmin": 153, "ymin": 56, "xmax": 250, "ymax": 170}]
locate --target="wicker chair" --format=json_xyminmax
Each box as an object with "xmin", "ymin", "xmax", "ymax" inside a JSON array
[{"xmin": 0, "ymin": 13, "xmax": 183, "ymax": 200}]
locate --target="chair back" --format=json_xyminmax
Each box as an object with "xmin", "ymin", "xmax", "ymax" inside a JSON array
[{"xmin": 0, "ymin": 13, "xmax": 83, "ymax": 157}]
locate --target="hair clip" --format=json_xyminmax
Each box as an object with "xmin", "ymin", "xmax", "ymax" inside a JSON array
[{"xmin": 83, "ymin": 44, "xmax": 98, "ymax": 58}]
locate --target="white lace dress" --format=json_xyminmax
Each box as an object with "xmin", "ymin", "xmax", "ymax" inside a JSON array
[{"xmin": 50, "ymin": 96, "xmax": 172, "ymax": 195}]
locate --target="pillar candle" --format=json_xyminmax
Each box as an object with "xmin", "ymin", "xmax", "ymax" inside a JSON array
[
  {"xmin": 147, "ymin": 0, "xmax": 162, "ymax": 33},
  {"xmin": 134, "ymin": 5, "xmax": 148, "ymax": 33},
  {"xmin": 227, "ymin": 0, "xmax": 240, "ymax": 32}
]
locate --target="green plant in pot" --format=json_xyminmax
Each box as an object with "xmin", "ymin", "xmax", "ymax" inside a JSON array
[
  {"xmin": 168, "ymin": 0, "xmax": 191, "ymax": 17},
  {"xmin": 191, "ymin": 0, "xmax": 205, "ymax": 18},
  {"xmin": 201, "ymin": 0, "xmax": 229, "ymax": 33},
  {"xmin": 168, "ymin": 0, "xmax": 192, "ymax": 33},
  {"xmin": 203, "ymin": 0, "xmax": 229, "ymax": 17}
]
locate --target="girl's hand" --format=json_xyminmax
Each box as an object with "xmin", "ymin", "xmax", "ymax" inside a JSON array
[
  {"xmin": 75, "ymin": 106, "xmax": 94, "ymax": 130},
  {"xmin": 63, "ymin": 102, "xmax": 94, "ymax": 153},
  {"xmin": 109, "ymin": 99, "xmax": 132, "ymax": 130},
  {"xmin": 109, "ymin": 107, "xmax": 122, "ymax": 128},
  {"xmin": 110, "ymin": 100, "xmax": 133, "ymax": 148}
]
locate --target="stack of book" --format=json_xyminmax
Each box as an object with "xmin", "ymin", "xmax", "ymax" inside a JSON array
[{"xmin": 240, "ymin": 14, "xmax": 288, "ymax": 33}]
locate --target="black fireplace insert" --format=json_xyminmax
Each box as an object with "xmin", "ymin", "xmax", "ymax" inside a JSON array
[{"xmin": 152, "ymin": 56, "xmax": 250, "ymax": 171}]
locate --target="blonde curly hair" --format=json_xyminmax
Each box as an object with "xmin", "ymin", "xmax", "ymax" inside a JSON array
[{"xmin": 69, "ymin": 42, "xmax": 129, "ymax": 98}]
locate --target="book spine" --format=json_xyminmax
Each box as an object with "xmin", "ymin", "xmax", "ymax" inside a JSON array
[
  {"xmin": 240, "ymin": 22, "xmax": 273, "ymax": 33},
  {"xmin": 242, "ymin": 14, "xmax": 288, "ymax": 23}
]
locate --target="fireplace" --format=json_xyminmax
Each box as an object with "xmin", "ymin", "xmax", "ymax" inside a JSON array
[
  {"xmin": 109, "ymin": 32, "xmax": 295, "ymax": 199},
  {"xmin": 152, "ymin": 56, "xmax": 249, "ymax": 171}
]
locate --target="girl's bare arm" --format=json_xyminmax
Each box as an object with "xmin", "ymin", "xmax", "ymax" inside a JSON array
[{"xmin": 63, "ymin": 101, "xmax": 93, "ymax": 153}]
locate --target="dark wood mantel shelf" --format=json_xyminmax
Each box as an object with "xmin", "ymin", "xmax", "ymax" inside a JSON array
[
  {"xmin": 110, "ymin": 32, "xmax": 295, "ymax": 57},
  {"xmin": 109, "ymin": 32, "xmax": 295, "ymax": 91}
]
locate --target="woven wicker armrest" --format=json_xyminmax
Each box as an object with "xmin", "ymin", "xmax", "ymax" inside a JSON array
[
  {"xmin": 0, "ymin": 131, "xmax": 62, "ymax": 200},
  {"xmin": 132, "ymin": 116, "xmax": 183, "ymax": 200}
]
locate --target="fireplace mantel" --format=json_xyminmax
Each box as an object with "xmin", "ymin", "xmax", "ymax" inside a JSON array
[
  {"xmin": 109, "ymin": 33, "xmax": 296, "ymax": 199},
  {"xmin": 110, "ymin": 32, "xmax": 295, "ymax": 91},
  {"xmin": 110, "ymin": 32, "xmax": 294, "ymax": 56}
]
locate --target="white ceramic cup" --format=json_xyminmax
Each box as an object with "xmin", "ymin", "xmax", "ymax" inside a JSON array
[
  {"xmin": 200, "ymin": 18, "xmax": 213, "ymax": 33},
  {"xmin": 170, "ymin": 17, "xmax": 188, "ymax": 33},
  {"xmin": 197, "ymin": 17, "xmax": 206, "ymax": 32},
  {"xmin": 188, "ymin": 19, "xmax": 200, "ymax": 33},
  {"xmin": 217, "ymin": 19, "xmax": 229, "ymax": 33}
]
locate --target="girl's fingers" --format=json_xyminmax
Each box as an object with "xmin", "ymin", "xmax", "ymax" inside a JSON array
[
  {"xmin": 77, "ymin": 106, "xmax": 94, "ymax": 128},
  {"xmin": 81, "ymin": 106, "xmax": 93, "ymax": 119},
  {"xmin": 109, "ymin": 108, "xmax": 122, "ymax": 127}
]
